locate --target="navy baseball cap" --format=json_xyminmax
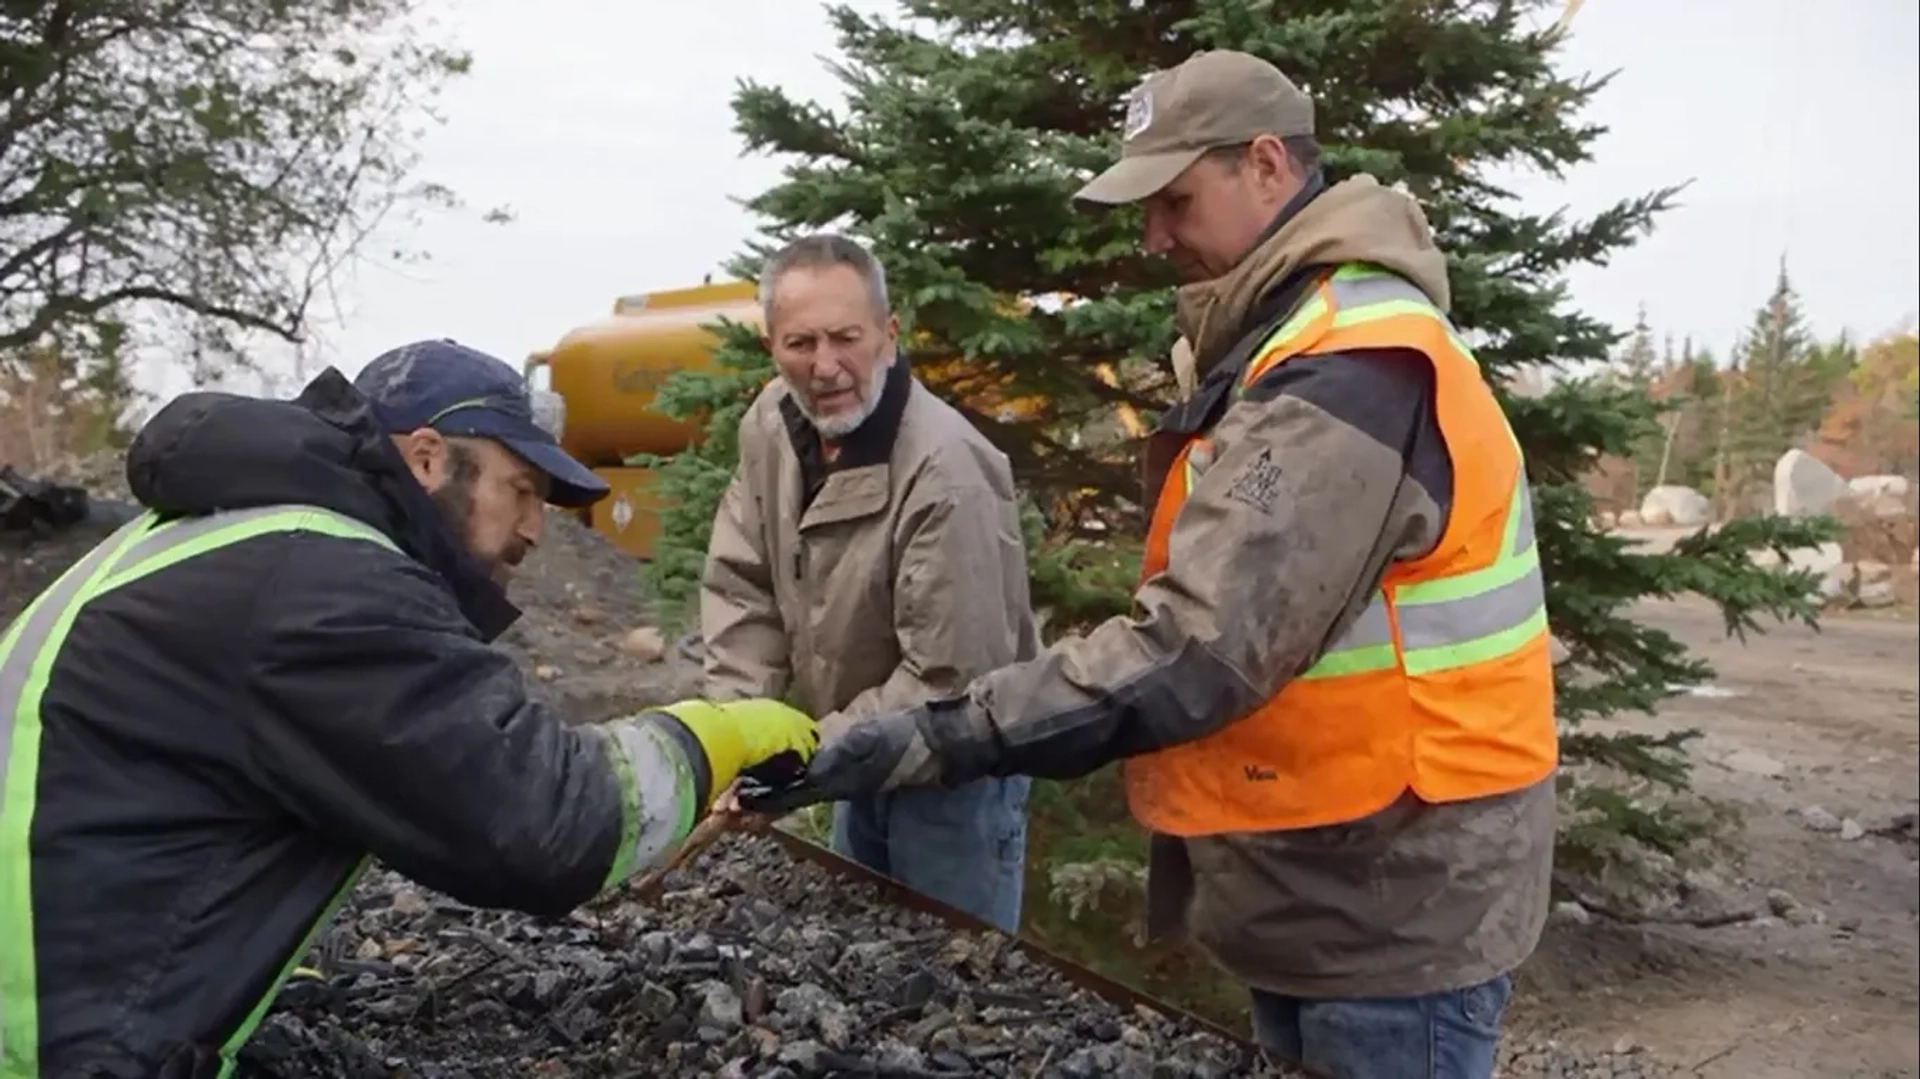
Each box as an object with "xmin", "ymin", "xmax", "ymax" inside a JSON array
[{"xmin": 354, "ymin": 339, "xmax": 609, "ymax": 509}]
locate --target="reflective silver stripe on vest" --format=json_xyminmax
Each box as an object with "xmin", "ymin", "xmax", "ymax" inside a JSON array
[
  {"xmin": 1394, "ymin": 477, "xmax": 1548, "ymax": 675},
  {"xmin": 0, "ymin": 514, "xmax": 153, "ymax": 812},
  {"xmin": 1329, "ymin": 266, "xmax": 1430, "ymax": 308},
  {"xmin": 1298, "ymin": 593, "xmax": 1395, "ymax": 680}
]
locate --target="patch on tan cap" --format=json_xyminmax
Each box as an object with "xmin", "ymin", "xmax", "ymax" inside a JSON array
[
  {"xmin": 1075, "ymin": 50, "xmax": 1315, "ymax": 205},
  {"xmin": 1122, "ymin": 84, "xmax": 1154, "ymax": 142}
]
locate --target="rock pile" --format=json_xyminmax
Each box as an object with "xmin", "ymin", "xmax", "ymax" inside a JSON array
[
  {"xmin": 493, "ymin": 506, "xmax": 704, "ymax": 723},
  {"xmin": 238, "ymin": 833, "xmax": 1295, "ymax": 1079},
  {"xmin": 1497, "ymin": 1036, "xmax": 1678, "ymax": 1079}
]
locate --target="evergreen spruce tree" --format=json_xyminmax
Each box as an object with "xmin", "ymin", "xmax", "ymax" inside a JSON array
[
  {"xmin": 639, "ymin": 0, "xmax": 1835, "ymax": 1015},
  {"xmin": 1607, "ymin": 305, "xmax": 1667, "ymax": 500},
  {"xmin": 1715, "ymin": 259, "xmax": 1843, "ymax": 513}
]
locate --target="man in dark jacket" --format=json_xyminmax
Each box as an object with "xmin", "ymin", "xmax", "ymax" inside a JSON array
[{"xmin": 0, "ymin": 340, "xmax": 817, "ymax": 1077}]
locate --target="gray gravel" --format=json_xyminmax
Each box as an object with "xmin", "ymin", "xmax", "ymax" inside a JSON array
[
  {"xmin": 1498, "ymin": 1036, "xmax": 1680, "ymax": 1077},
  {"xmin": 240, "ymin": 832, "xmax": 1301, "ymax": 1078}
]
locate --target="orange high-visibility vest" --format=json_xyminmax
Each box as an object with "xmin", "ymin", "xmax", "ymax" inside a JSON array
[{"xmin": 1123, "ymin": 262, "xmax": 1558, "ymax": 836}]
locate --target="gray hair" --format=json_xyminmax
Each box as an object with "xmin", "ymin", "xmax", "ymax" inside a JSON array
[
  {"xmin": 1204, "ymin": 134, "xmax": 1322, "ymax": 176},
  {"xmin": 756, "ymin": 233, "xmax": 891, "ymax": 327}
]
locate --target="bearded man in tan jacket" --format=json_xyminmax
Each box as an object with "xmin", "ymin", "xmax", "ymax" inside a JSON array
[{"xmin": 699, "ymin": 233, "xmax": 1041, "ymax": 932}]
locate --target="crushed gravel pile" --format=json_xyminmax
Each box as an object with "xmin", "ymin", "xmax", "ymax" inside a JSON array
[
  {"xmin": 1497, "ymin": 1038, "xmax": 1679, "ymax": 1078},
  {"xmin": 238, "ymin": 833, "xmax": 1296, "ymax": 1079}
]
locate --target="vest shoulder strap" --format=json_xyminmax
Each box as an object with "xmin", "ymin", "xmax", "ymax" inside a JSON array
[{"xmin": 1243, "ymin": 262, "xmax": 1458, "ymax": 387}]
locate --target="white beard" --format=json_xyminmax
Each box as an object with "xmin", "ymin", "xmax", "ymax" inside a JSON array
[{"xmin": 784, "ymin": 351, "xmax": 895, "ymax": 439}]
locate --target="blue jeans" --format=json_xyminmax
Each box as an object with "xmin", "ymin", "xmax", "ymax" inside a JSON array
[
  {"xmin": 1249, "ymin": 973, "xmax": 1513, "ymax": 1079},
  {"xmin": 830, "ymin": 774, "xmax": 1030, "ymax": 933}
]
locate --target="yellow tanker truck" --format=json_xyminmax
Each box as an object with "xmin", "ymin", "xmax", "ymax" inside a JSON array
[{"xmin": 527, "ymin": 279, "xmax": 1143, "ymax": 559}]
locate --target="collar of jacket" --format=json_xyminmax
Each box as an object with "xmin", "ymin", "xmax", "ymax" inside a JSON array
[
  {"xmin": 295, "ymin": 370, "xmax": 523, "ymax": 641},
  {"xmin": 779, "ymin": 353, "xmax": 912, "ymax": 511},
  {"xmin": 1173, "ymin": 169, "xmax": 1329, "ymax": 371}
]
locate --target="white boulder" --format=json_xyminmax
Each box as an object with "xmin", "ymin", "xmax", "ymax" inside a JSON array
[
  {"xmin": 1773, "ymin": 449, "xmax": 1848, "ymax": 518},
  {"xmin": 1752, "ymin": 541, "xmax": 1848, "ymax": 599},
  {"xmin": 1639, "ymin": 485, "xmax": 1711, "ymax": 527},
  {"xmin": 1844, "ymin": 474, "xmax": 1911, "ymax": 519}
]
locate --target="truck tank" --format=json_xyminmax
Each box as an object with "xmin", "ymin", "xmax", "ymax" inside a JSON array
[
  {"xmin": 524, "ymin": 280, "xmax": 765, "ymax": 558},
  {"xmin": 534, "ymin": 279, "xmax": 762, "ymax": 467}
]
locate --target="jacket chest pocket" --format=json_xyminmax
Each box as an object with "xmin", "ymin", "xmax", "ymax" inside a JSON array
[{"xmin": 790, "ymin": 468, "xmax": 895, "ymax": 694}]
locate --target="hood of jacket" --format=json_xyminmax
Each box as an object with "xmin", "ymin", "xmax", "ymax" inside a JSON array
[
  {"xmin": 124, "ymin": 366, "xmax": 520, "ymax": 639},
  {"xmin": 1175, "ymin": 173, "xmax": 1452, "ymax": 376}
]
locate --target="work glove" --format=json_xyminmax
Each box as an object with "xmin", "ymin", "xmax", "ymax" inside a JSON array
[
  {"xmin": 652, "ymin": 698, "xmax": 819, "ymax": 806},
  {"xmin": 737, "ymin": 700, "xmax": 962, "ymax": 816}
]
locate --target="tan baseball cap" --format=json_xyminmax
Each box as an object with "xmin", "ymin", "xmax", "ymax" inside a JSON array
[{"xmin": 1075, "ymin": 50, "xmax": 1315, "ymax": 205}]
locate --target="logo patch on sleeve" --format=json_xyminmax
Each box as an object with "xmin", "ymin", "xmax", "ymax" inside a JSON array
[{"xmin": 1225, "ymin": 448, "xmax": 1285, "ymax": 513}]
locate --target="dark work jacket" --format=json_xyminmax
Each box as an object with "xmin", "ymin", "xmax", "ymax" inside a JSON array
[{"xmin": 12, "ymin": 369, "xmax": 634, "ymax": 1077}]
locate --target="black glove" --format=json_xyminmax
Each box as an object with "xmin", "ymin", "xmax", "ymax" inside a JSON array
[{"xmin": 734, "ymin": 749, "xmax": 826, "ymax": 816}]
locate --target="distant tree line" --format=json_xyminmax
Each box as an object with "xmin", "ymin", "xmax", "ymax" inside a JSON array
[{"xmin": 1587, "ymin": 260, "xmax": 1919, "ymax": 518}]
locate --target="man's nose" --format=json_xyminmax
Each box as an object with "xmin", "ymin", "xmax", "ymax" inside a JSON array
[{"xmin": 520, "ymin": 506, "xmax": 545, "ymax": 548}]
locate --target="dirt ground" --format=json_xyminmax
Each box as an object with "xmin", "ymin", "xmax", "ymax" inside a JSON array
[{"xmin": 1513, "ymin": 595, "xmax": 1920, "ymax": 1078}]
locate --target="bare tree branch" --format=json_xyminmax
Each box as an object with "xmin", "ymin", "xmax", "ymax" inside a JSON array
[{"xmin": 0, "ymin": 0, "xmax": 482, "ymax": 375}]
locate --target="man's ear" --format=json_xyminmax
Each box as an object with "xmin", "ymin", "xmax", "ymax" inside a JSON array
[
  {"xmin": 392, "ymin": 427, "xmax": 449, "ymax": 491},
  {"xmin": 1246, "ymin": 133, "xmax": 1294, "ymax": 191}
]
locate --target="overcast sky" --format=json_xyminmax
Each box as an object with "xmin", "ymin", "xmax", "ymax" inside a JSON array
[{"xmin": 152, "ymin": 0, "xmax": 1919, "ymax": 398}]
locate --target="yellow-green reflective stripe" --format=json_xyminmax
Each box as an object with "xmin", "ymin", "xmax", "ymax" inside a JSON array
[
  {"xmin": 1243, "ymin": 262, "xmax": 1480, "ymax": 390},
  {"xmin": 0, "ymin": 513, "xmax": 155, "ymax": 1075},
  {"xmin": 1396, "ymin": 482, "xmax": 1537, "ymax": 605},
  {"xmin": 1269, "ymin": 292, "xmax": 1331, "ymax": 346},
  {"xmin": 0, "ymin": 504, "xmax": 396, "ymax": 1074},
  {"xmin": 1397, "ymin": 480, "xmax": 1547, "ymax": 674},
  {"xmin": 1298, "ymin": 643, "xmax": 1397, "ymax": 679},
  {"xmin": 215, "ymin": 859, "xmax": 369, "ymax": 1076},
  {"xmin": 1399, "ymin": 556, "xmax": 1546, "ymax": 659},
  {"xmin": 1299, "ymin": 596, "xmax": 1396, "ymax": 680},
  {"xmin": 98, "ymin": 507, "xmax": 397, "ymax": 594},
  {"xmin": 1298, "ymin": 479, "xmax": 1547, "ymax": 682},
  {"xmin": 1403, "ymin": 606, "xmax": 1549, "ymax": 677}
]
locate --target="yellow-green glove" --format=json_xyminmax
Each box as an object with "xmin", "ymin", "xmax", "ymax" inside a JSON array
[{"xmin": 653, "ymin": 698, "xmax": 818, "ymax": 802}]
